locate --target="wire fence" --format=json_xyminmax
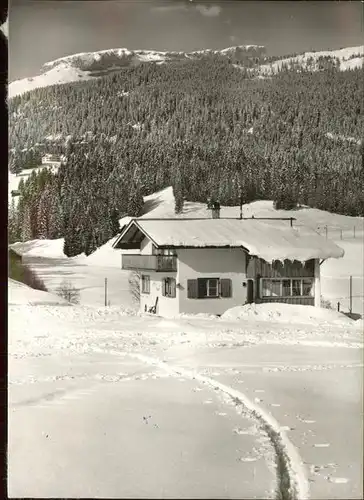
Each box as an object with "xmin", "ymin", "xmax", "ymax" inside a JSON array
[
  {"xmin": 312, "ymin": 225, "xmax": 363, "ymax": 240},
  {"xmin": 321, "ymin": 274, "xmax": 364, "ymax": 316}
]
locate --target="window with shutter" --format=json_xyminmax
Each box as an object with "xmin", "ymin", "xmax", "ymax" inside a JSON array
[
  {"xmin": 187, "ymin": 279, "xmax": 198, "ymax": 298},
  {"xmin": 162, "ymin": 277, "xmax": 176, "ymax": 298},
  {"xmin": 220, "ymin": 279, "xmax": 232, "ymax": 298},
  {"xmin": 196, "ymin": 278, "xmax": 219, "ymax": 298}
]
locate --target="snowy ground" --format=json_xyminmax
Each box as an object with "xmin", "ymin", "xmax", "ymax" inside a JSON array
[
  {"xmin": 8, "ymin": 186, "xmax": 364, "ymax": 497},
  {"xmin": 8, "ymin": 282, "xmax": 363, "ymax": 499}
]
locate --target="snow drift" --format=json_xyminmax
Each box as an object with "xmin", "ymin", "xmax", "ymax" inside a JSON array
[
  {"xmin": 221, "ymin": 303, "xmax": 357, "ymax": 327},
  {"xmin": 8, "ymin": 279, "xmax": 68, "ymax": 306}
]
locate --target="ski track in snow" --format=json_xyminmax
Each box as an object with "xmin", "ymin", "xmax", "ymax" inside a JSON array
[{"xmin": 89, "ymin": 346, "xmax": 310, "ymax": 500}]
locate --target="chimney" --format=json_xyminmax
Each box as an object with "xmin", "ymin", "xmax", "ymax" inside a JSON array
[{"xmin": 207, "ymin": 198, "xmax": 220, "ymax": 219}]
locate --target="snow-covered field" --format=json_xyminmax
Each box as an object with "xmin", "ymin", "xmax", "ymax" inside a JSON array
[
  {"xmin": 8, "ymin": 185, "xmax": 364, "ymax": 498},
  {"xmin": 8, "ymin": 281, "xmax": 363, "ymax": 498}
]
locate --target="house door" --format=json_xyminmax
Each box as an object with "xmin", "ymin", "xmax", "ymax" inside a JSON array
[{"xmin": 247, "ymin": 279, "xmax": 254, "ymax": 304}]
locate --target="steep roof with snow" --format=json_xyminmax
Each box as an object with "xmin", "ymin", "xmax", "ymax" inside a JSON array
[{"xmin": 113, "ymin": 218, "xmax": 344, "ymax": 262}]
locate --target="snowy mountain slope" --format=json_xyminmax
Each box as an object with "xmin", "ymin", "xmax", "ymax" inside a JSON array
[
  {"xmin": 141, "ymin": 187, "xmax": 364, "ymax": 232},
  {"xmin": 9, "ymin": 63, "xmax": 95, "ymax": 99},
  {"xmin": 11, "ymin": 44, "xmax": 362, "ymax": 99},
  {"xmin": 8, "ymin": 45, "xmax": 266, "ymax": 98},
  {"xmin": 255, "ymin": 46, "xmax": 363, "ymax": 75}
]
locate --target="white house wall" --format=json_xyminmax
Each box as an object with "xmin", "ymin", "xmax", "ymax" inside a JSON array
[
  {"xmin": 177, "ymin": 248, "xmax": 247, "ymax": 315},
  {"xmin": 314, "ymin": 258, "xmax": 321, "ymax": 307},
  {"xmin": 140, "ymin": 237, "xmax": 154, "ymax": 255},
  {"xmin": 140, "ymin": 271, "xmax": 179, "ymax": 317}
]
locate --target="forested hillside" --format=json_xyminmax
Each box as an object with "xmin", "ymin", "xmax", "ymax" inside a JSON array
[{"xmin": 8, "ymin": 55, "xmax": 364, "ymax": 256}]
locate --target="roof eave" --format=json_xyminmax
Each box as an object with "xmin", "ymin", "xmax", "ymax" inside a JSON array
[
  {"xmin": 112, "ymin": 219, "xmax": 161, "ymax": 250},
  {"xmin": 112, "ymin": 219, "xmax": 137, "ymax": 249}
]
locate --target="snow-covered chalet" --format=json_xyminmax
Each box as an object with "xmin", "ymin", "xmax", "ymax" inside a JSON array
[{"xmin": 113, "ymin": 208, "xmax": 344, "ymax": 317}]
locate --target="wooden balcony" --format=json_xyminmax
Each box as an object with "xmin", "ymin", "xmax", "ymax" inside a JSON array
[{"xmin": 122, "ymin": 254, "xmax": 177, "ymax": 272}]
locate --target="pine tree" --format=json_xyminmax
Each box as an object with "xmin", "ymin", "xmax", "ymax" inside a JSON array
[
  {"xmin": 21, "ymin": 206, "xmax": 32, "ymax": 242},
  {"xmin": 8, "ymin": 199, "xmax": 19, "ymax": 243},
  {"xmin": 127, "ymin": 182, "xmax": 144, "ymax": 217},
  {"xmin": 37, "ymin": 189, "xmax": 50, "ymax": 239},
  {"xmin": 9, "ymin": 155, "xmax": 22, "ymax": 175},
  {"xmin": 173, "ymin": 165, "xmax": 185, "ymax": 214},
  {"xmin": 48, "ymin": 198, "xmax": 63, "ymax": 239}
]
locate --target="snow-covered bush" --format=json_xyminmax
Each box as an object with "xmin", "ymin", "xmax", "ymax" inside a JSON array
[
  {"xmin": 56, "ymin": 280, "xmax": 80, "ymax": 304},
  {"xmin": 320, "ymin": 295, "xmax": 333, "ymax": 309}
]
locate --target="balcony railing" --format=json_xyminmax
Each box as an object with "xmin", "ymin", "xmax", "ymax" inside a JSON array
[{"xmin": 122, "ymin": 254, "xmax": 177, "ymax": 272}]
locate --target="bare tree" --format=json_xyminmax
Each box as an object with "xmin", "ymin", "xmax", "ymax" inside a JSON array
[
  {"xmin": 56, "ymin": 280, "xmax": 80, "ymax": 304},
  {"xmin": 128, "ymin": 271, "xmax": 140, "ymax": 304}
]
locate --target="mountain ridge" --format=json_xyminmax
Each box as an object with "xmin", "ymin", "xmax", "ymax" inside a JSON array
[
  {"xmin": 9, "ymin": 44, "xmax": 266, "ymax": 97},
  {"xmin": 9, "ymin": 44, "xmax": 363, "ymax": 98}
]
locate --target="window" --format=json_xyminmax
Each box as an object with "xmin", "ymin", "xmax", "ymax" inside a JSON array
[
  {"xmin": 282, "ymin": 279, "xmax": 291, "ymax": 297},
  {"xmin": 187, "ymin": 278, "xmax": 232, "ymax": 299},
  {"xmin": 154, "ymin": 248, "xmax": 176, "ymax": 256},
  {"xmin": 207, "ymin": 278, "xmax": 219, "ymax": 297},
  {"xmin": 302, "ymin": 279, "xmax": 314, "ymax": 297},
  {"xmin": 261, "ymin": 278, "xmax": 314, "ymax": 298},
  {"xmin": 141, "ymin": 275, "xmax": 150, "ymax": 294},
  {"xmin": 292, "ymin": 279, "xmax": 302, "ymax": 296},
  {"xmin": 198, "ymin": 278, "xmax": 219, "ymax": 298},
  {"xmin": 271, "ymin": 280, "xmax": 281, "ymax": 297},
  {"xmin": 162, "ymin": 277, "xmax": 176, "ymax": 298}
]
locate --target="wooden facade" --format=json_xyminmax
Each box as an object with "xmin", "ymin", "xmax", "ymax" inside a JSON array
[
  {"xmin": 122, "ymin": 254, "xmax": 177, "ymax": 272},
  {"xmin": 246, "ymin": 256, "xmax": 316, "ymax": 306},
  {"xmin": 246, "ymin": 256, "xmax": 315, "ymax": 279},
  {"xmin": 258, "ymin": 296, "xmax": 315, "ymax": 306}
]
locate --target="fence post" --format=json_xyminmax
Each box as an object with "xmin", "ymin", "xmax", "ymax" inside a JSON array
[
  {"xmin": 340, "ymin": 229, "xmax": 343, "ymax": 240},
  {"xmin": 337, "ymin": 302, "xmax": 340, "ymax": 312},
  {"xmin": 105, "ymin": 277, "xmax": 108, "ymax": 307},
  {"xmin": 349, "ymin": 275, "xmax": 352, "ymax": 314}
]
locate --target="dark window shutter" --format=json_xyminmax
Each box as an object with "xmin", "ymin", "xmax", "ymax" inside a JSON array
[
  {"xmin": 220, "ymin": 279, "xmax": 232, "ymax": 298},
  {"xmin": 197, "ymin": 278, "xmax": 207, "ymax": 298},
  {"xmin": 187, "ymin": 279, "xmax": 198, "ymax": 299},
  {"xmin": 161, "ymin": 279, "xmax": 166, "ymax": 296},
  {"xmin": 170, "ymin": 278, "xmax": 176, "ymax": 298}
]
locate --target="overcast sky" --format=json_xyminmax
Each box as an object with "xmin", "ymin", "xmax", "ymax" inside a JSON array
[{"xmin": 8, "ymin": 0, "xmax": 364, "ymax": 81}]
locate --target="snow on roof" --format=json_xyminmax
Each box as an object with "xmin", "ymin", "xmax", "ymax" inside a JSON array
[{"xmin": 113, "ymin": 218, "xmax": 344, "ymax": 262}]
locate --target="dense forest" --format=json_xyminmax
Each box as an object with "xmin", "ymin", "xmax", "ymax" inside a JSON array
[{"xmin": 8, "ymin": 56, "xmax": 364, "ymax": 256}]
